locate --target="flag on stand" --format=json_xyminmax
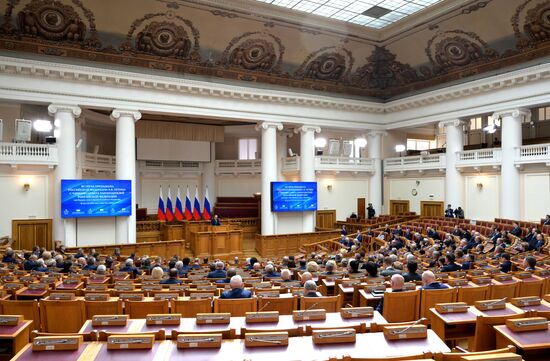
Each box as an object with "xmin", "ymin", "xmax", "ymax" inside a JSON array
[
  {"xmin": 157, "ymin": 186, "xmax": 166, "ymax": 221},
  {"xmin": 165, "ymin": 186, "xmax": 174, "ymax": 222},
  {"xmin": 184, "ymin": 186, "xmax": 193, "ymax": 221},
  {"xmin": 193, "ymin": 186, "xmax": 201, "ymax": 221},
  {"xmin": 202, "ymin": 186, "xmax": 212, "ymax": 220},
  {"xmin": 174, "ymin": 186, "xmax": 184, "ymax": 221}
]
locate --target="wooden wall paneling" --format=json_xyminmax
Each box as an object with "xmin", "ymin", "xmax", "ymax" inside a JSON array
[
  {"xmin": 12, "ymin": 219, "xmax": 52, "ymax": 250},
  {"xmin": 389, "ymin": 200, "xmax": 410, "ymax": 216},
  {"xmin": 316, "ymin": 210, "xmax": 336, "ymax": 229},
  {"xmin": 420, "ymin": 201, "xmax": 445, "ymax": 217},
  {"xmin": 357, "ymin": 198, "xmax": 366, "ymax": 219}
]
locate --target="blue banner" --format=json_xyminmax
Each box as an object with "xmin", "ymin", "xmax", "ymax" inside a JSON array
[
  {"xmin": 61, "ymin": 179, "xmax": 132, "ymax": 218},
  {"xmin": 271, "ymin": 182, "xmax": 317, "ymax": 212}
]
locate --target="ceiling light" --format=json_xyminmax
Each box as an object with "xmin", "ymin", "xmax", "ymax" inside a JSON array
[
  {"xmin": 355, "ymin": 138, "xmax": 367, "ymax": 147},
  {"xmin": 314, "ymin": 137, "xmax": 327, "ymax": 148},
  {"xmin": 395, "ymin": 144, "xmax": 406, "ymax": 152},
  {"xmin": 33, "ymin": 119, "xmax": 53, "ymax": 133}
]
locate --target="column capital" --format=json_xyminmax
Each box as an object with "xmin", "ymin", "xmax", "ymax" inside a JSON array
[
  {"xmin": 366, "ymin": 130, "xmax": 388, "ymax": 138},
  {"xmin": 492, "ymin": 108, "xmax": 531, "ymax": 121},
  {"xmin": 48, "ymin": 104, "xmax": 81, "ymax": 118},
  {"xmin": 438, "ymin": 119, "xmax": 465, "ymax": 129},
  {"xmin": 255, "ymin": 121, "xmax": 283, "ymax": 131},
  {"xmin": 110, "ymin": 109, "xmax": 142, "ymax": 122},
  {"xmin": 293, "ymin": 125, "xmax": 321, "ymax": 134}
]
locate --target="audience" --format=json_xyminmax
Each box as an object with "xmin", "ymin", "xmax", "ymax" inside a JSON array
[
  {"xmin": 421, "ymin": 270, "xmax": 449, "ymax": 289},
  {"xmin": 376, "ymin": 274, "xmax": 405, "ymax": 313},
  {"xmin": 220, "ymin": 275, "xmax": 252, "ymax": 299}
]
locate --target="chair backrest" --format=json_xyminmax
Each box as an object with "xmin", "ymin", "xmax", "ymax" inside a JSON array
[
  {"xmin": 173, "ymin": 298, "xmax": 212, "ymax": 317},
  {"xmin": 125, "ymin": 300, "xmax": 169, "ymax": 319},
  {"xmin": 517, "ymin": 278, "xmax": 544, "ymax": 297},
  {"xmin": 257, "ymin": 296, "xmax": 298, "ymax": 315},
  {"xmin": 457, "ymin": 285, "xmax": 489, "ymax": 305},
  {"xmin": 489, "ymin": 281, "xmax": 519, "ymax": 299},
  {"xmin": 382, "ymin": 290, "xmax": 420, "ymax": 322},
  {"xmin": 0, "ymin": 300, "xmax": 40, "ymax": 331},
  {"xmin": 40, "ymin": 299, "xmax": 86, "ymax": 333},
  {"xmin": 300, "ymin": 295, "xmax": 340, "ymax": 312},
  {"xmin": 214, "ymin": 297, "xmax": 257, "ymax": 316},
  {"xmin": 472, "ymin": 312, "xmax": 526, "ymax": 351},
  {"xmin": 435, "ymin": 345, "xmax": 517, "ymax": 361},
  {"xmin": 420, "ymin": 288, "xmax": 457, "ymax": 323},
  {"xmin": 84, "ymin": 299, "xmax": 123, "ymax": 319}
]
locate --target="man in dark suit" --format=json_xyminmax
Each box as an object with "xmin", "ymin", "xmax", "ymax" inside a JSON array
[
  {"xmin": 440, "ymin": 253, "xmax": 461, "ymax": 272},
  {"xmin": 263, "ymin": 264, "xmax": 281, "ymax": 278},
  {"xmin": 160, "ymin": 268, "xmax": 183, "ymax": 284},
  {"xmin": 421, "ymin": 270, "xmax": 449, "ymax": 289},
  {"xmin": 367, "ymin": 203, "xmax": 376, "ymax": 219},
  {"xmin": 1, "ymin": 248, "xmax": 17, "ymax": 264},
  {"xmin": 303, "ymin": 280, "xmax": 321, "ymax": 297},
  {"xmin": 215, "ymin": 268, "xmax": 236, "ymax": 284},
  {"xmin": 402, "ymin": 261, "xmax": 421, "ymax": 282},
  {"xmin": 528, "ymin": 234, "xmax": 545, "ymax": 251},
  {"xmin": 207, "ymin": 261, "xmax": 227, "ymax": 279},
  {"xmin": 523, "ymin": 256, "xmax": 537, "ymax": 271},
  {"xmin": 211, "ymin": 214, "xmax": 221, "ymax": 226},
  {"xmin": 220, "ymin": 275, "xmax": 252, "ymax": 299},
  {"xmin": 461, "ymin": 254, "xmax": 475, "ymax": 271},
  {"xmin": 499, "ymin": 253, "xmax": 512, "ymax": 273},
  {"xmin": 376, "ymin": 274, "xmax": 405, "ymax": 313},
  {"xmin": 444, "ymin": 204, "xmax": 454, "ymax": 218},
  {"xmin": 510, "ymin": 222, "xmax": 522, "ymax": 237}
]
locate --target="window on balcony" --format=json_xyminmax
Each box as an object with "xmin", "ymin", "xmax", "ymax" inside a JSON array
[
  {"xmin": 238, "ymin": 138, "xmax": 257, "ymax": 160},
  {"xmin": 406, "ymin": 139, "xmax": 437, "ymax": 151},
  {"xmin": 487, "ymin": 115, "xmax": 501, "ymax": 127},
  {"xmin": 537, "ymin": 106, "xmax": 550, "ymax": 121},
  {"xmin": 469, "ymin": 117, "xmax": 483, "ymax": 130}
]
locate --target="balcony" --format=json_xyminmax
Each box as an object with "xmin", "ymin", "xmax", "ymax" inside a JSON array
[
  {"xmin": 456, "ymin": 148, "xmax": 502, "ymax": 169},
  {"xmin": 79, "ymin": 152, "xmax": 116, "ymax": 174},
  {"xmin": 281, "ymin": 156, "xmax": 375, "ymax": 174},
  {"xmin": 0, "ymin": 142, "xmax": 58, "ymax": 167},
  {"xmin": 516, "ymin": 143, "xmax": 550, "ymax": 166},
  {"xmin": 384, "ymin": 154, "xmax": 446, "ymax": 173},
  {"xmin": 216, "ymin": 159, "xmax": 261, "ymax": 175}
]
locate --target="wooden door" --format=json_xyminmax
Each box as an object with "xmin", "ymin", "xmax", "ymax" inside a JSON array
[
  {"xmin": 12, "ymin": 219, "xmax": 52, "ymax": 250},
  {"xmin": 357, "ymin": 198, "xmax": 366, "ymax": 219},
  {"xmin": 316, "ymin": 210, "xmax": 336, "ymax": 230},
  {"xmin": 389, "ymin": 200, "xmax": 410, "ymax": 216},
  {"xmin": 420, "ymin": 201, "xmax": 445, "ymax": 217}
]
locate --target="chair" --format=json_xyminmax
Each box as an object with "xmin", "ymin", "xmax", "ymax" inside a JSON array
[
  {"xmin": 214, "ymin": 297, "xmax": 257, "ymax": 316},
  {"xmin": 489, "ymin": 280, "xmax": 519, "ymax": 299},
  {"xmin": 40, "ymin": 299, "xmax": 86, "ymax": 333},
  {"xmin": 84, "ymin": 299, "xmax": 123, "ymax": 319},
  {"xmin": 300, "ymin": 295, "xmax": 340, "ymax": 312},
  {"xmin": 125, "ymin": 299, "xmax": 169, "ymax": 319},
  {"xmin": 457, "ymin": 285, "xmax": 489, "ymax": 305},
  {"xmin": 172, "ymin": 298, "xmax": 212, "ymax": 317},
  {"xmin": 517, "ymin": 278, "xmax": 544, "ymax": 297},
  {"xmin": 382, "ymin": 290, "xmax": 420, "ymax": 322},
  {"xmin": 434, "ymin": 345, "xmax": 517, "ymax": 361},
  {"xmin": 420, "ymin": 288, "xmax": 457, "ymax": 324},
  {"xmin": 0, "ymin": 300, "xmax": 40, "ymax": 331},
  {"xmin": 257, "ymin": 296, "xmax": 298, "ymax": 315},
  {"xmin": 471, "ymin": 312, "xmax": 526, "ymax": 351}
]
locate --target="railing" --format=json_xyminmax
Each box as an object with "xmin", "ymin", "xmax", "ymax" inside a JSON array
[
  {"xmin": 0, "ymin": 142, "xmax": 58, "ymax": 165},
  {"xmin": 215, "ymin": 159, "xmax": 261, "ymax": 174},
  {"xmin": 139, "ymin": 160, "xmax": 202, "ymax": 171},
  {"xmin": 384, "ymin": 154, "xmax": 445, "ymax": 172},
  {"xmin": 281, "ymin": 156, "xmax": 300, "ymax": 172},
  {"xmin": 456, "ymin": 148, "xmax": 501, "ymax": 167},
  {"xmin": 80, "ymin": 152, "xmax": 116, "ymax": 172},
  {"xmin": 315, "ymin": 156, "xmax": 375, "ymax": 172},
  {"xmin": 516, "ymin": 143, "xmax": 550, "ymax": 164}
]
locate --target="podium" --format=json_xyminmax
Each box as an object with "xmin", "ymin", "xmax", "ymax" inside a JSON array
[{"xmin": 190, "ymin": 225, "xmax": 243, "ymax": 259}]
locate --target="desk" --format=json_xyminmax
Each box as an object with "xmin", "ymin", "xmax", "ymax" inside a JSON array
[
  {"xmin": 14, "ymin": 331, "xmax": 449, "ymax": 361},
  {"xmin": 14, "ymin": 288, "xmax": 47, "ymax": 300},
  {"xmin": 429, "ymin": 306, "xmax": 480, "ymax": 344},
  {"xmin": 494, "ymin": 325, "xmax": 550, "ymax": 361},
  {"xmin": 0, "ymin": 321, "xmax": 31, "ymax": 361}
]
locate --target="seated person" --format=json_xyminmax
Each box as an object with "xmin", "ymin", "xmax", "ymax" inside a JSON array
[
  {"xmin": 402, "ymin": 261, "xmax": 421, "ymax": 282},
  {"xmin": 207, "ymin": 261, "xmax": 227, "ymax": 279},
  {"xmin": 510, "ymin": 222, "xmax": 522, "ymax": 237},
  {"xmin": 421, "ymin": 270, "xmax": 449, "ymax": 289},
  {"xmin": 2, "ymin": 248, "xmax": 17, "ymax": 264},
  {"xmin": 216, "ymin": 268, "xmax": 237, "ymax": 284},
  {"xmin": 280, "ymin": 268, "xmax": 293, "ymax": 282},
  {"xmin": 349, "ymin": 212, "xmax": 358, "ymax": 219},
  {"xmin": 544, "ymin": 214, "xmax": 550, "ymax": 226},
  {"xmin": 380, "ymin": 257, "xmax": 401, "ymax": 277},
  {"xmin": 151, "ymin": 266, "xmax": 164, "ymax": 280},
  {"xmin": 300, "ymin": 271, "xmax": 314, "ymax": 286},
  {"xmin": 303, "ymin": 280, "xmax": 321, "ymax": 297},
  {"xmin": 528, "ymin": 234, "xmax": 545, "ymax": 251},
  {"xmin": 83, "ymin": 257, "xmax": 97, "ymax": 271},
  {"xmin": 160, "ymin": 268, "xmax": 183, "ymax": 284},
  {"xmin": 340, "ymin": 225, "xmax": 348, "ymax": 236},
  {"xmin": 119, "ymin": 259, "xmax": 139, "ymax": 278},
  {"xmin": 211, "ymin": 214, "xmax": 221, "ymax": 226},
  {"xmin": 499, "ymin": 253, "xmax": 512, "ymax": 273},
  {"xmin": 320, "ymin": 260, "xmax": 336, "ymax": 276},
  {"xmin": 96, "ymin": 264, "xmax": 107, "ymax": 275},
  {"xmin": 263, "ymin": 263, "xmax": 281, "ymax": 278},
  {"xmin": 362, "ymin": 261, "xmax": 379, "ymax": 278},
  {"xmin": 33, "ymin": 259, "xmax": 48, "ymax": 273},
  {"xmin": 440, "ymin": 253, "xmax": 461, "ymax": 272},
  {"xmin": 220, "ymin": 275, "xmax": 252, "ymax": 299},
  {"xmin": 376, "ymin": 274, "xmax": 405, "ymax": 313},
  {"xmin": 461, "ymin": 254, "xmax": 475, "ymax": 271},
  {"xmin": 23, "ymin": 253, "xmax": 37, "ymax": 271},
  {"xmin": 523, "ymin": 255, "xmax": 537, "ymax": 271},
  {"xmin": 348, "ymin": 259, "xmax": 361, "ymax": 274},
  {"xmin": 298, "ymin": 259, "xmax": 307, "ymax": 271}
]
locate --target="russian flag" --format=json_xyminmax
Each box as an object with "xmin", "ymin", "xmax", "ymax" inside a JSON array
[
  {"xmin": 184, "ymin": 186, "xmax": 193, "ymax": 221},
  {"xmin": 193, "ymin": 186, "xmax": 201, "ymax": 221},
  {"xmin": 202, "ymin": 186, "xmax": 212, "ymax": 220},
  {"xmin": 165, "ymin": 186, "xmax": 174, "ymax": 222},
  {"xmin": 174, "ymin": 186, "xmax": 184, "ymax": 221},
  {"xmin": 157, "ymin": 186, "xmax": 166, "ymax": 221}
]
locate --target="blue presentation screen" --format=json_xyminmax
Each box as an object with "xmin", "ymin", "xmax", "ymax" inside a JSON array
[
  {"xmin": 271, "ymin": 182, "xmax": 317, "ymax": 212},
  {"xmin": 61, "ymin": 179, "xmax": 132, "ymax": 218}
]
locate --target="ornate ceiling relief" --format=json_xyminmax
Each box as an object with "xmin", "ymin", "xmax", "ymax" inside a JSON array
[
  {"xmin": 121, "ymin": 12, "xmax": 200, "ymax": 61},
  {"xmin": 294, "ymin": 46, "xmax": 353, "ymax": 83},
  {"xmin": 426, "ymin": 30, "xmax": 498, "ymax": 73},
  {"xmin": 220, "ymin": 32, "xmax": 284, "ymax": 73},
  {"xmin": 350, "ymin": 46, "xmax": 419, "ymax": 90},
  {"xmin": 2, "ymin": 0, "xmax": 100, "ymax": 48},
  {"xmin": 513, "ymin": 0, "xmax": 550, "ymax": 47}
]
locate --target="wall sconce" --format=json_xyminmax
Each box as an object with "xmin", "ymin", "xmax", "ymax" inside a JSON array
[
  {"xmin": 416, "ymin": 180, "xmax": 420, "ymax": 186},
  {"xmin": 476, "ymin": 183, "xmax": 483, "ymax": 190},
  {"xmin": 23, "ymin": 183, "xmax": 30, "ymax": 192},
  {"xmin": 327, "ymin": 184, "xmax": 333, "ymax": 191}
]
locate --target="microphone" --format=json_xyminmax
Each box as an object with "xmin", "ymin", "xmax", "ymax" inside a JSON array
[
  {"xmin": 306, "ymin": 302, "xmax": 319, "ymax": 311},
  {"xmin": 257, "ymin": 301, "xmax": 271, "ymax": 313},
  {"xmin": 391, "ymin": 318, "xmax": 427, "ymax": 334},
  {"xmin": 484, "ymin": 297, "xmax": 507, "ymax": 306}
]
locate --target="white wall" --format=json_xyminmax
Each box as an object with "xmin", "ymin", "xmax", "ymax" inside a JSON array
[
  {"xmin": 523, "ymin": 173, "xmax": 550, "ymax": 222},
  {"xmin": 76, "ymin": 217, "xmax": 116, "ymax": 246},
  {"xmin": 137, "ymin": 139, "xmax": 211, "ymax": 162},
  {"xmin": 388, "ymin": 177, "xmax": 445, "ymax": 214},
  {"xmin": 464, "ymin": 174, "xmax": 500, "ymax": 221},
  {"xmin": 0, "ymin": 173, "xmax": 49, "ymax": 237},
  {"xmin": 217, "ymin": 176, "xmax": 261, "ymax": 197},
  {"xmin": 317, "ymin": 177, "xmax": 368, "ymax": 220}
]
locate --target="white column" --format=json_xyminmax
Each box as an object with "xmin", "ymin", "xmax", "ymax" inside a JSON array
[
  {"xmin": 296, "ymin": 125, "xmax": 321, "ymax": 233},
  {"xmin": 49, "ymin": 104, "xmax": 81, "ymax": 247},
  {"xmin": 111, "ymin": 109, "xmax": 142, "ymax": 244},
  {"xmin": 439, "ymin": 120, "xmax": 465, "ymax": 209},
  {"xmin": 202, "ymin": 142, "xmax": 217, "ymax": 205},
  {"xmin": 494, "ymin": 108, "xmax": 530, "ymax": 220},
  {"xmin": 257, "ymin": 122, "xmax": 283, "ymax": 235},
  {"xmin": 367, "ymin": 131, "xmax": 386, "ymax": 216}
]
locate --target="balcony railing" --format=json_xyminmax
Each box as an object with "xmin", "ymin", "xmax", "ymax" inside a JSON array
[
  {"xmin": 384, "ymin": 154, "xmax": 445, "ymax": 172},
  {"xmin": 80, "ymin": 152, "xmax": 116, "ymax": 173},
  {"xmin": 0, "ymin": 142, "xmax": 58, "ymax": 166},
  {"xmin": 516, "ymin": 143, "xmax": 550, "ymax": 165},
  {"xmin": 282, "ymin": 157, "xmax": 300, "ymax": 172},
  {"xmin": 456, "ymin": 148, "xmax": 502, "ymax": 168},
  {"xmin": 215, "ymin": 159, "xmax": 261, "ymax": 175},
  {"xmin": 315, "ymin": 156, "xmax": 375, "ymax": 172}
]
